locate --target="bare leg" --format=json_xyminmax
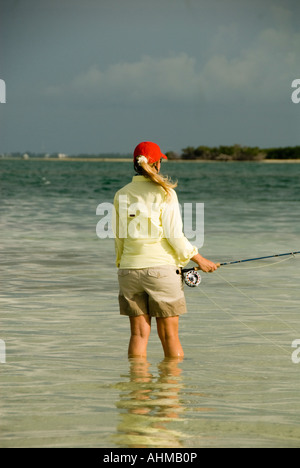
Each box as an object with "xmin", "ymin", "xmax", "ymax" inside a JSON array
[
  {"xmin": 156, "ymin": 316, "xmax": 184, "ymax": 359},
  {"xmin": 128, "ymin": 315, "xmax": 152, "ymax": 358}
]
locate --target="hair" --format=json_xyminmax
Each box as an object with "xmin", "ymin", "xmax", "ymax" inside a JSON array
[{"xmin": 134, "ymin": 158, "xmax": 178, "ymax": 199}]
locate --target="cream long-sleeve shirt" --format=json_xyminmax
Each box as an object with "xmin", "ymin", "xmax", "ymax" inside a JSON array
[{"xmin": 113, "ymin": 176, "xmax": 198, "ymax": 269}]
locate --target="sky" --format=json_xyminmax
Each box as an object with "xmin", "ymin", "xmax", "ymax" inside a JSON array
[{"xmin": 0, "ymin": 0, "xmax": 300, "ymax": 154}]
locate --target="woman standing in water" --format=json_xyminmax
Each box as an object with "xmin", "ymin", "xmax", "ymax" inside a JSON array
[{"xmin": 114, "ymin": 142, "xmax": 217, "ymax": 359}]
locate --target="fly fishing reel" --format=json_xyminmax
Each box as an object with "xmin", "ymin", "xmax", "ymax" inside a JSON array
[{"xmin": 180, "ymin": 269, "xmax": 202, "ymax": 288}]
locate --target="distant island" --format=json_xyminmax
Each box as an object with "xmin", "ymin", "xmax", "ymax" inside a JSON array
[
  {"xmin": 166, "ymin": 145, "xmax": 300, "ymax": 161},
  {"xmin": 0, "ymin": 152, "xmax": 132, "ymax": 161},
  {"xmin": 1, "ymin": 145, "xmax": 300, "ymax": 161}
]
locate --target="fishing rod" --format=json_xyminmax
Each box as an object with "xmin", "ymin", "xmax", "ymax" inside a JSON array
[
  {"xmin": 180, "ymin": 250, "xmax": 300, "ymax": 287},
  {"xmin": 215, "ymin": 250, "xmax": 300, "ymax": 267}
]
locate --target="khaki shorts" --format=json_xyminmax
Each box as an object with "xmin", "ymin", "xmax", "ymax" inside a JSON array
[{"xmin": 118, "ymin": 265, "xmax": 187, "ymax": 318}]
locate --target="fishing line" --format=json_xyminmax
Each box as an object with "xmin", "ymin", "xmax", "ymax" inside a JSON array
[
  {"xmin": 181, "ymin": 251, "xmax": 300, "ymax": 354},
  {"xmin": 215, "ymin": 269, "xmax": 298, "ymax": 334},
  {"xmin": 199, "ymin": 286, "xmax": 291, "ymax": 356}
]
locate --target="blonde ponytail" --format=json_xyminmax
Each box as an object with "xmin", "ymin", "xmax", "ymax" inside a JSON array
[{"xmin": 135, "ymin": 159, "xmax": 178, "ymax": 198}]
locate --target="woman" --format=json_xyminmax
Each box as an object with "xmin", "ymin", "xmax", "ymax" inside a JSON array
[{"xmin": 114, "ymin": 141, "xmax": 217, "ymax": 359}]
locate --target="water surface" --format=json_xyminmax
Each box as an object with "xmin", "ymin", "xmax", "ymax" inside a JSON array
[{"xmin": 1, "ymin": 160, "xmax": 300, "ymax": 447}]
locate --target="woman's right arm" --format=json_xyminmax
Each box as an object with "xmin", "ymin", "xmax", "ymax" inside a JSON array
[
  {"xmin": 191, "ymin": 253, "xmax": 218, "ymax": 273},
  {"xmin": 162, "ymin": 190, "xmax": 218, "ymax": 272}
]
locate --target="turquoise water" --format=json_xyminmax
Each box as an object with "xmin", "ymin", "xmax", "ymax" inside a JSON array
[{"xmin": 1, "ymin": 159, "xmax": 300, "ymax": 447}]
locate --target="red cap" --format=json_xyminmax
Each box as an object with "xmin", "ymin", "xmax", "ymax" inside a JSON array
[{"xmin": 134, "ymin": 142, "xmax": 168, "ymax": 164}]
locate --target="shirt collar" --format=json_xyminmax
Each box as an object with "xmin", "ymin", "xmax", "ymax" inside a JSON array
[{"xmin": 132, "ymin": 175, "xmax": 152, "ymax": 183}]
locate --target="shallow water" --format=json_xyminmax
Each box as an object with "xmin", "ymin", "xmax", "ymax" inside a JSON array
[{"xmin": 1, "ymin": 160, "xmax": 300, "ymax": 447}]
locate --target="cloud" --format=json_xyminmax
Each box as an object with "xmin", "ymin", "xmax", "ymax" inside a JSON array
[
  {"xmin": 46, "ymin": 7, "xmax": 300, "ymax": 107},
  {"xmin": 200, "ymin": 5, "xmax": 300, "ymax": 102},
  {"xmin": 47, "ymin": 53, "xmax": 201, "ymax": 105}
]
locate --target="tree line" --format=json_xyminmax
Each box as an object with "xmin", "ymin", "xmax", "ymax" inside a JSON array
[{"xmin": 166, "ymin": 145, "xmax": 300, "ymax": 161}]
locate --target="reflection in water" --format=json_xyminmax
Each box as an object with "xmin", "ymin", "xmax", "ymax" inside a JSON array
[{"xmin": 112, "ymin": 358, "xmax": 188, "ymax": 448}]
